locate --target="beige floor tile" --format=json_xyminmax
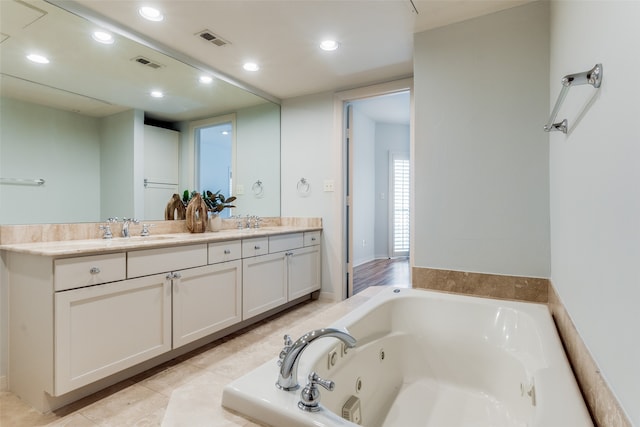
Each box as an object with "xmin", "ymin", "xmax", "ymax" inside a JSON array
[
  {"xmin": 138, "ymin": 362, "xmax": 207, "ymax": 397},
  {"xmin": 77, "ymin": 383, "xmax": 168, "ymax": 427},
  {"xmin": 161, "ymin": 371, "xmax": 245, "ymax": 427},
  {"xmin": 44, "ymin": 413, "xmax": 98, "ymax": 427},
  {"xmin": 0, "ymin": 391, "xmax": 59, "ymax": 426}
]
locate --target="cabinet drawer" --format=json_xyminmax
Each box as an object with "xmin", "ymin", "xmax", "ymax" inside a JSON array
[
  {"xmin": 304, "ymin": 231, "xmax": 321, "ymax": 247},
  {"xmin": 208, "ymin": 240, "xmax": 242, "ymax": 264},
  {"xmin": 269, "ymin": 233, "xmax": 303, "ymax": 253},
  {"xmin": 128, "ymin": 244, "xmax": 207, "ymax": 278},
  {"xmin": 55, "ymin": 253, "xmax": 126, "ymax": 291},
  {"xmin": 242, "ymin": 237, "xmax": 269, "ymax": 258}
]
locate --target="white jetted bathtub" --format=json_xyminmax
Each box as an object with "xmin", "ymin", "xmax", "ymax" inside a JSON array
[{"xmin": 223, "ymin": 288, "xmax": 593, "ymax": 426}]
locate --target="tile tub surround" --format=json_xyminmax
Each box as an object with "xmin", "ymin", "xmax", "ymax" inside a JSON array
[
  {"xmin": 0, "ymin": 217, "xmax": 322, "ymax": 246},
  {"xmin": 412, "ymin": 266, "xmax": 549, "ymax": 303},
  {"xmin": 412, "ymin": 266, "xmax": 631, "ymax": 427},
  {"xmin": 0, "ymin": 287, "xmax": 382, "ymax": 426},
  {"xmin": 548, "ymin": 284, "xmax": 632, "ymax": 427}
]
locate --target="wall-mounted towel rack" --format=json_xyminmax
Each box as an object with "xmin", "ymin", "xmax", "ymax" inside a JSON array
[
  {"xmin": 544, "ymin": 63, "xmax": 603, "ymax": 134},
  {"xmin": 0, "ymin": 177, "xmax": 45, "ymax": 185}
]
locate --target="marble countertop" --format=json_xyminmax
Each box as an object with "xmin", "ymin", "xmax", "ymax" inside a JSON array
[{"xmin": 0, "ymin": 226, "xmax": 322, "ymax": 257}]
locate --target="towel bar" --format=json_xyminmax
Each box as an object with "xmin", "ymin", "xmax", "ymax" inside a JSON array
[{"xmin": 544, "ymin": 63, "xmax": 602, "ymax": 134}]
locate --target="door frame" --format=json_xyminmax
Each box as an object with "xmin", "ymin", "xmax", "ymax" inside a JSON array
[{"xmin": 333, "ymin": 78, "xmax": 414, "ymax": 298}]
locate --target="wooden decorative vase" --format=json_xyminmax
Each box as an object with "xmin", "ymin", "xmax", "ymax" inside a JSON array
[{"xmin": 185, "ymin": 193, "xmax": 208, "ymax": 233}]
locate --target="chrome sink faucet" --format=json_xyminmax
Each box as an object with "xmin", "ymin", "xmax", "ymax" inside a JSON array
[
  {"xmin": 276, "ymin": 328, "xmax": 356, "ymax": 391},
  {"xmin": 121, "ymin": 218, "xmax": 139, "ymax": 237}
]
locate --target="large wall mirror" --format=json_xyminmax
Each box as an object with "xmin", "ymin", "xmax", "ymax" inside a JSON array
[{"xmin": 0, "ymin": 0, "xmax": 281, "ymax": 225}]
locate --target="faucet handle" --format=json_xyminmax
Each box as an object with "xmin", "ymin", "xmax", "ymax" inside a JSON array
[
  {"xmin": 140, "ymin": 224, "xmax": 155, "ymax": 237},
  {"xmin": 277, "ymin": 334, "xmax": 293, "ymax": 367},
  {"xmin": 99, "ymin": 224, "xmax": 113, "ymax": 239},
  {"xmin": 298, "ymin": 372, "xmax": 335, "ymax": 412}
]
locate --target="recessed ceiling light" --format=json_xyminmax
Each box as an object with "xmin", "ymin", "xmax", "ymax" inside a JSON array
[
  {"xmin": 139, "ymin": 6, "xmax": 163, "ymax": 22},
  {"xmin": 92, "ymin": 31, "xmax": 114, "ymax": 44},
  {"xmin": 150, "ymin": 90, "xmax": 164, "ymax": 98},
  {"xmin": 26, "ymin": 54, "xmax": 49, "ymax": 64},
  {"xmin": 320, "ymin": 40, "xmax": 340, "ymax": 51},
  {"xmin": 199, "ymin": 75, "xmax": 213, "ymax": 84},
  {"xmin": 243, "ymin": 62, "xmax": 259, "ymax": 72}
]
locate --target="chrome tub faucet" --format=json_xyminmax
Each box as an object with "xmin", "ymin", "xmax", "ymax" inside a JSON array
[{"xmin": 276, "ymin": 328, "xmax": 356, "ymax": 391}]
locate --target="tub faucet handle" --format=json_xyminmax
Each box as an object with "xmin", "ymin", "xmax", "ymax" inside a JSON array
[
  {"xmin": 277, "ymin": 335, "xmax": 293, "ymax": 367},
  {"xmin": 298, "ymin": 371, "xmax": 335, "ymax": 412}
]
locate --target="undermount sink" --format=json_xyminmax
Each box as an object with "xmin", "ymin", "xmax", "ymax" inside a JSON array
[{"xmin": 124, "ymin": 235, "xmax": 178, "ymax": 241}]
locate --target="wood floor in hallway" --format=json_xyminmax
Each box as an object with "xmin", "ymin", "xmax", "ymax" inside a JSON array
[{"xmin": 353, "ymin": 257, "xmax": 410, "ymax": 295}]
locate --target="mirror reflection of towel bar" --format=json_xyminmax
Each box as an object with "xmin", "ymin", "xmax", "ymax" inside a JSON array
[
  {"xmin": 544, "ymin": 63, "xmax": 603, "ymax": 134},
  {"xmin": 0, "ymin": 177, "xmax": 45, "ymax": 185},
  {"xmin": 144, "ymin": 178, "xmax": 178, "ymax": 188}
]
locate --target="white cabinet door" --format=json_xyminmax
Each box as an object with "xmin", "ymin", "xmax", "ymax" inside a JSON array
[
  {"xmin": 54, "ymin": 274, "xmax": 171, "ymax": 395},
  {"xmin": 288, "ymin": 245, "xmax": 321, "ymax": 300},
  {"xmin": 242, "ymin": 252, "xmax": 287, "ymax": 320},
  {"xmin": 172, "ymin": 261, "xmax": 242, "ymax": 348}
]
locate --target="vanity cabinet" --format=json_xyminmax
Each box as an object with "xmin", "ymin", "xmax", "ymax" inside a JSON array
[
  {"xmin": 242, "ymin": 251, "xmax": 288, "ymax": 319},
  {"xmin": 54, "ymin": 274, "xmax": 171, "ymax": 394},
  {"xmin": 243, "ymin": 231, "xmax": 321, "ymax": 320},
  {"xmin": 172, "ymin": 261, "xmax": 242, "ymax": 348},
  {"xmin": 6, "ymin": 228, "xmax": 320, "ymax": 412}
]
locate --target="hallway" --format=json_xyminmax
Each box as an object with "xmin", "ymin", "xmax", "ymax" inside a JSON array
[{"xmin": 353, "ymin": 257, "xmax": 410, "ymax": 295}]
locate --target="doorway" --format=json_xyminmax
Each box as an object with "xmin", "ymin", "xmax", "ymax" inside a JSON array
[
  {"xmin": 344, "ymin": 90, "xmax": 411, "ymax": 296},
  {"xmin": 192, "ymin": 114, "xmax": 236, "ymax": 218}
]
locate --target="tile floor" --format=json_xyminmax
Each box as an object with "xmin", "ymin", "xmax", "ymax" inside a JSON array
[{"xmin": 0, "ymin": 288, "xmax": 384, "ymax": 427}]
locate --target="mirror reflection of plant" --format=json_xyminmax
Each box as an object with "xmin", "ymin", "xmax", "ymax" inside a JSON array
[{"xmin": 182, "ymin": 189, "xmax": 236, "ymax": 213}]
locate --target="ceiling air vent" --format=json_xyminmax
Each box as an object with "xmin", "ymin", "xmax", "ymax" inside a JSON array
[
  {"xmin": 196, "ymin": 30, "xmax": 230, "ymax": 47},
  {"xmin": 132, "ymin": 56, "xmax": 163, "ymax": 69}
]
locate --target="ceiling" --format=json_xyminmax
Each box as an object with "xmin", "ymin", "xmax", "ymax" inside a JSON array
[{"xmin": 70, "ymin": 0, "xmax": 535, "ymax": 101}]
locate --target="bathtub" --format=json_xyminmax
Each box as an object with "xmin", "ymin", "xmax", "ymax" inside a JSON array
[{"xmin": 222, "ymin": 288, "xmax": 593, "ymax": 426}]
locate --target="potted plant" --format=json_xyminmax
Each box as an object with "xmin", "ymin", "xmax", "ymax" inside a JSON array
[
  {"xmin": 202, "ymin": 190, "xmax": 237, "ymax": 214},
  {"xmin": 203, "ymin": 190, "xmax": 236, "ymax": 231}
]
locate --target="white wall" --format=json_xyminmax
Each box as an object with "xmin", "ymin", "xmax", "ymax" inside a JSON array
[
  {"xmin": 352, "ymin": 108, "xmax": 377, "ymax": 266},
  {"xmin": 235, "ymin": 103, "xmax": 281, "ymax": 216},
  {"xmin": 374, "ymin": 123, "xmax": 410, "ymax": 258},
  {"xmin": 281, "ymin": 92, "xmax": 343, "ymax": 299},
  {"xmin": 549, "ymin": 1, "xmax": 640, "ymax": 423},
  {"xmin": 413, "ymin": 1, "xmax": 550, "ymax": 277},
  {"xmin": 0, "ymin": 98, "xmax": 101, "ymax": 224}
]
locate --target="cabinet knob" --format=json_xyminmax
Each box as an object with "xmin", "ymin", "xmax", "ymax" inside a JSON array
[
  {"xmin": 311, "ymin": 237, "xmax": 316, "ymax": 241},
  {"xmin": 89, "ymin": 267, "xmax": 101, "ymax": 274},
  {"xmin": 166, "ymin": 273, "xmax": 174, "ymax": 280},
  {"xmin": 224, "ymin": 249, "xmax": 231, "ymax": 254},
  {"xmin": 173, "ymin": 272, "xmax": 182, "ymax": 279},
  {"xmin": 254, "ymin": 245, "xmax": 261, "ymax": 250}
]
